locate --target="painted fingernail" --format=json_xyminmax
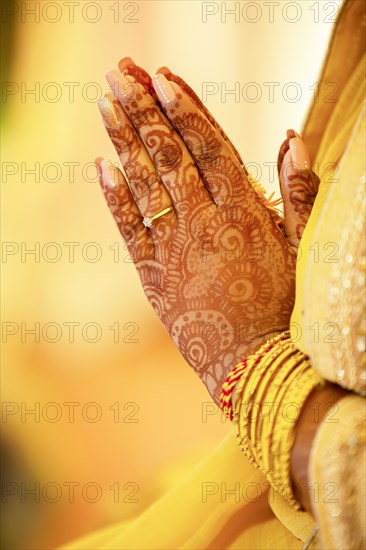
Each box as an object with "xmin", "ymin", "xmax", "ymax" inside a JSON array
[
  {"xmin": 156, "ymin": 66, "xmax": 172, "ymax": 75},
  {"xmin": 97, "ymin": 96, "xmax": 122, "ymax": 129},
  {"xmin": 100, "ymin": 159, "xmax": 119, "ymax": 190},
  {"xmin": 289, "ymin": 137, "xmax": 310, "ymax": 170},
  {"xmin": 106, "ymin": 69, "xmax": 137, "ymax": 102},
  {"xmin": 118, "ymin": 57, "xmax": 136, "ymax": 72},
  {"xmin": 152, "ymin": 74, "xmax": 176, "ymax": 105}
]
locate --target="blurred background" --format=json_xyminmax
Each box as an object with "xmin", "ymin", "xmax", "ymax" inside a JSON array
[{"xmin": 1, "ymin": 1, "xmax": 341, "ymax": 548}]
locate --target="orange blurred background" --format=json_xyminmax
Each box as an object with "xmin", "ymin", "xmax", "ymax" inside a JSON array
[{"xmin": 1, "ymin": 1, "xmax": 340, "ymax": 548}]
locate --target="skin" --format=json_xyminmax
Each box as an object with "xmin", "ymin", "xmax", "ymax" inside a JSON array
[
  {"xmin": 290, "ymin": 382, "xmax": 348, "ymax": 513},
  {"xmin": 95, "ymin": 59, "xmax": 337, "ymax": 513}
]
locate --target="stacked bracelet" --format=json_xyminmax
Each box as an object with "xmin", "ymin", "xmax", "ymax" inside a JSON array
[
  {"xmin": 220, "ymin": 331, "xmax": 286, "ymax": 421},
  {"xmin": 220, "ymin": 330, "xmax": 325, "ymax": 509}
]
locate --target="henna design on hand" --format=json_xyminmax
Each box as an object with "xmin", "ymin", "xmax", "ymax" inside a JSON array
[{"xmin": 96, "ymin": 70, "xmax": 303, "ymax": 404}]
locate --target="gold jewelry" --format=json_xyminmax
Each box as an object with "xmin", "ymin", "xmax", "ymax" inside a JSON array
[
  {"xmin": 232, "ymin": 331, "xmax": 291, "ymax": 465},
  {"xmin": 142, "ymin": 206, "xmax": 174, "ymax": 228},
  {"xmin": 267, "ymin": 361, "xmax": 322, "ymax": 508},
  {"xmin": 231, "ymin": 331, "xmax": 325, "ymax": 509}
]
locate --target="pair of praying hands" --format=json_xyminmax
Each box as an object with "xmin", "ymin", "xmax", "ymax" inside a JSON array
[{"xmin": 96, "ymin": 58, "xmax": 319, "ymax": 404}]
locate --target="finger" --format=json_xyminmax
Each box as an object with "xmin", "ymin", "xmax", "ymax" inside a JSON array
[
  {"xmin": 277, "ymin": 129, "xmax": 298, "ymax": 177},
  {"xmin": 97, "ymin": 94, "xmax": 174, "ymax": 225},
  {"xmin": 106, "ymin": 70, "xmax": 213, "ymax": 214},
  {"xmin": 155, "ymin": 71, "xmax": 282, "ymax": 222},
  {"xmin": 119, "ymin": 58, "xmax": 246, "ymax": 170},
  {"xmin": 157, "ymin": 65, "xmax": 246, "ymax": 170},
  {"xmin": 152, "ymin": 74, "xmax": 258, "ymax": 209},
  {"xmin": 279, "ymin": 138, "xmax": 320, "ymax": 250},
  {"xmin": 96, "ymin": 157, "xmax": 154, "ymax": 261},
  {"xmin": 118, "ymin": 57, "xmax": 156, "ymax": 98}
]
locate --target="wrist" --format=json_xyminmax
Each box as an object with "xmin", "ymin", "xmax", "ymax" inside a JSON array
[
  {"xmin": 290, "ymin": 382, "xmax": 349, "ymax": 513},
  {"xmin": 227, "ymin": 330, "xmax": 286, "ymax": 411},
  {"xmin": 209, "ymin": 329, "xmax": 286, "ymax": 407},
  {"xmin": 225, "ymin": 331, "xmax": 325, "ymax": 509}
]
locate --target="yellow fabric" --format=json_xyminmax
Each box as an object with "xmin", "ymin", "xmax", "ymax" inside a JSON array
[
  {"xmin": 309, "ymin": 395, "xmax": 366, "ymax": 549},
  {"xmin": 60, "ymin": 1, "xmax": 365, "ymax": 548},
  {"xmin": 61, "ymin": 436, "xmax": 307, "ymax": 550},
  {"xmin": 291, "ymin": 0, "xmax": 366, "ymax": 354},
  {"xmin": 301, "ymin": 0, "xmax": 365, "ymax": 164},
  {"xmin": 304, "ymin": 104, "xmax": 365, "ymax": 393}
]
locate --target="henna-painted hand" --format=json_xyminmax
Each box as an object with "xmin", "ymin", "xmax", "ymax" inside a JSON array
[
  {"xmin": 95, "ymin": 60, "xmax": 318, "ymax": 404},
  {"xmin": 277, "ymin": 129, "xmax": 320, "ymax": 253},
  {"xmin": 118, "ymin": 59, "xmax": 320, "ymax": 255}
]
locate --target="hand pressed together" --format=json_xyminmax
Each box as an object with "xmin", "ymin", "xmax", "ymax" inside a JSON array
[{"xmin": 96, "ymin": 59, "xmax": 319, "ymax": 403}]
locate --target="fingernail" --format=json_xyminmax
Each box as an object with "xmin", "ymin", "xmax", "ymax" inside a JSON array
[
  {"xmin": 281, "ymin": 148, "xmax": 303, "ymax": 184},
  {"xmin": 118, "ymin": 57, "xmax": 136, "ymax": 72},
  {"xmin": 100, "ymin": 159, "xmax": 119, "ymax": 190},
  {"xmin": 97, "ymin": 96, "xmax": 122, "ymax": 129},
  {"xmin": 289, "ymin": 137, "xmax": 310, "ymax": 170},
  {"xmin": 286, "ymin": 129, "xmax": 301, "ymax": 140},
  {"xmin": 156, "ymin": 66, "xmax": 172, "ymax": 75},
  {"xmin": 106, "ymin": 69, "xmax": 137, "ymax": 102},
  {"xmin": 152, "ymin": 74, "xmax": 176, "ymax": 105}
]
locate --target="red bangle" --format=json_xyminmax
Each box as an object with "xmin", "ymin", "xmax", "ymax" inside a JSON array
[
  {"xmin": 220, "ymin": 341, "xmax": 276, "ymax": 421},
  {"xmin": 220, "ymin": 359, "xmax": 249, "ymax": 421}
]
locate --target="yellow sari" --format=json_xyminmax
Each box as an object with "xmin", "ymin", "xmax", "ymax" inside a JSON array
[{"xmin": 61, "ymin": 1, "xmax": 365, "ymax": 547}]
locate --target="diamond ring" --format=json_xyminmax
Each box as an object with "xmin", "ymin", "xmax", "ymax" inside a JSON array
[{"xmin": 142, "ymin": 206, "xmax": 174, "ymax": 228}]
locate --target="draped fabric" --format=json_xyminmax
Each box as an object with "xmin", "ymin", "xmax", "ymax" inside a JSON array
[
  {"xmin": 291, "ymin": 0, "xmax": 365, "ymax": 368},
  {"xmin": 61, "ymin": 1, "xmax": 365, "ymax": 547}
]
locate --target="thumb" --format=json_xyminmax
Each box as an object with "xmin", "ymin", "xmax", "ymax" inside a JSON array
[{"xmin": 279, "ymin": 133, "xmax": 320, "ymax": 253}]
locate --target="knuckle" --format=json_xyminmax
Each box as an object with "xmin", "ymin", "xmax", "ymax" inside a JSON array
[
  {"xmin": 111, "ymin": 125, "xmax": 139, "ymax": 157},
  {"xmin": 192, "ymin": 135, "xmax": 222, "ymax": 165},
  {"xmin": 130, "ymin": 106, "xmax": 158, "ymax": 129},
  {"xmin": 153, "ymin": 141, "xmax": 183, "ymax": 172},
  {"xmin": 134, "ymin": 170, "xmax": 160, "ymax": 202},
  {"xmin": 181, "ymin": 132, "xmax": 222, "ymax": 164},
  {"xmin": 124, "ymin": 159, "xmax": 159, "ymax": 201},
  {"xmin": 174, "ymin": 112, "xmax": 222, "ymax": 164}
]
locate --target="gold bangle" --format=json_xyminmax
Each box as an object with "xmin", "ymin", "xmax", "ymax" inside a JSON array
[
  {"xmin": 257, "ymin": 350, "xmax": 305, "ymax": 473},
  {"xmin": 270, "ymin": 365, "xmax": 324, "ymax": 507},
  {"xmin": 250, "ymin": 344, "xmax": 298, "ymax": 464},
  {"xmin": 234, "ymin": 331, "xmax": 292, "ymax": 468},
  {"xmin": 233, "ymin": 332, "xmax": 325, "ymax": 509}
]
